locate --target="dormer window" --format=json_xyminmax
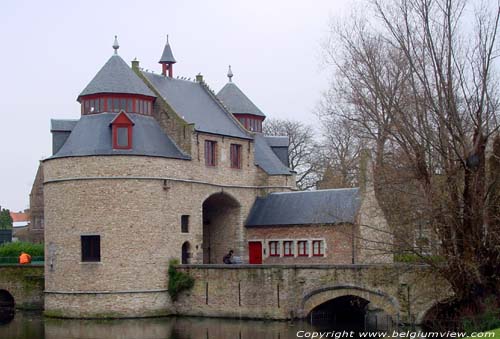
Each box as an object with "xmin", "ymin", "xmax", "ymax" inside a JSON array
[{"xmin": 110, "ymin": 111, "xmax": 134, "ymax": 150}]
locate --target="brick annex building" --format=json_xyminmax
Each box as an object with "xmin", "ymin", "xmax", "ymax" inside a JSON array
[{"xmin": 39, "ymin": 37, "xmax": 392, "ymax": 317}]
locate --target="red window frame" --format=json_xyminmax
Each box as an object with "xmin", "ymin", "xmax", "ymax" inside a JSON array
[
  {"xmin": 205, "ymin": 140, "xmax": 217, "ymax": 166},
  {"xmin": 269, "ymin": 241, "xmax": 279, "ymax": 257},
  {"xmin": 283, "ymin": 241, "xmax": 294, "ymax": 257},
  {"xmin": 230, "ymin": 144, "xmax": 242, "ymax": 169},
  {"xmin": 112, "ymin": 124, "xmax": 133, "ymax": 149},
  {"xmin": 312, "ymin": 240, "xmax": 324, "ymax": 257},
  {"xmin": 298, "ymin": 241, "xmax": 308, "ymax": 257}
]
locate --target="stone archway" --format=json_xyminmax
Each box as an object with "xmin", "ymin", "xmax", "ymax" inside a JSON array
[
  {"xmin": 0, "ymin": 289, "xmax": 15, "ymax": 324},
  {"xmin": 300, "ymin": 285, "xmax": 400, "ymax": 323},
  {"xmin": 202, "ymin": 192, "xmax": 241, "ymax": 264}
]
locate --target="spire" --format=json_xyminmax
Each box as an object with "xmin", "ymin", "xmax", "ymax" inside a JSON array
[
  {"xmin": 112, "ymin": 35, "xmax": 119, "ymax": 55},
  {"xmin": 159, "ymin": 35, "xmax": 176, "ymax": 64},
  {"xmin": 227, "ymin": 65, "xmax": 233, "ymax": 82},
  {"xmin": 159, "ymin": 35, "xmax": 176, "ymax": 77}
]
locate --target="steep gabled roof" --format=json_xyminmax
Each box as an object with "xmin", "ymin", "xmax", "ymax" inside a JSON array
[
  {"xmin": 49, "ymin": 113, "xmax": 189, "ymax": 160},
  {"xmin": 217, "ymin": 82, "xmax": 266, "ymax": 117},
  {"xmin": 246, "ymin": 188, "xmax": 361, "ymax": 227},
  {"xmin": 78, "ymin": 55, "xmax": 155, "ymax": 100},
  {"xmin": 142, "ymin": 72, "xmax": 251, "ymax": 139}
]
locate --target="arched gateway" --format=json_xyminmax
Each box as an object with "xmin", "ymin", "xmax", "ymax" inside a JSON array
[{"xmin": 202, "ymin": 192, "xmax": 241, "ymax": 264}]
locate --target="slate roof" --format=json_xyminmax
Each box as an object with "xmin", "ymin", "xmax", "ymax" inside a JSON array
[
  {"xmin": 78, "ymin": 55, "xmax": 156, "ymax": 99},
  {"xmin": 264, "ymin": 136, "xmax": 290, "ymax": 167},
  {"xmin": 51, "ymin": 119, "xmax": 78, "ymax": 132},
  {"xmin": 159, "ymin": 42, "xmax": 176, "ymax": 63},
  {"xmin": 217, "ymin": 82, "xmax": 266, "ymax": 117},
  {"xmin": 50, "ymin": 113, "xmax": 189, "ymax": 160},
  {"xmin": 142, "ymin": 72, "xmax": 250, "ymax": 139},
  {"xmin": 254, "ymin": 134, "xmax": 293, "ymax": 175},
  {"xmin": 264, "ymin": 136, "xmax": 289, "ymax": 148},
  {"xmin": 245, "ymin": 188, "xmax": 361, "ymax": 227}
]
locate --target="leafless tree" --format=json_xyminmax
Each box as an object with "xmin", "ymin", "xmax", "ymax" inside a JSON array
[
  {"xmin": 315, "ymin": 115, "xmax": 362, "ymax": 188},
  {"xmin": 321, "ymin": 0, "xmax": 500, "ymax": 316},
  {"xmin": 263, "ymin": 118, "xmax": 319, "ymax": 190}
]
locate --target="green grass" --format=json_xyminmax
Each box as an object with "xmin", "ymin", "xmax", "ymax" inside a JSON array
[{"xmin": 465, "ymin": 327, "xmax": 500, "ymax": 338}]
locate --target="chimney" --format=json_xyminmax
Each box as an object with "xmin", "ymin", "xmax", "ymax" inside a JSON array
[
  {"xmin": 359, "ymin": 149, "xmax": 374, "ymax": 193},
  {"xmin": 195, "ymin": 73, "xmax": 204, "ymax": 83},
  {"xmin": 131, "ymin": 58, "xmax": 140, "ymax": 70}
]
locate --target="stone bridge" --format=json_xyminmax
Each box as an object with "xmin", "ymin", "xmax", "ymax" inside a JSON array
[
  {"xmin": 0, "ymin": 265, "xmax": 44, "ymax": 310},
  {"xmin": 0, "ymin": 264, "xmax": 451, "ymax": 324},
  {"xmin": 175, "ymin": 264, "xmax": 452, "ymax": 325}
]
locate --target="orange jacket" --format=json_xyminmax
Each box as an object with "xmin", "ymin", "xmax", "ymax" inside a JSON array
[{"xmin": 19, "ymin": 253, "xmax": 32, "ymax": 264}]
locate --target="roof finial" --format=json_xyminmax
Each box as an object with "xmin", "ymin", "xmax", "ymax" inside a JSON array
[
  {"xmin": 113, "ymin": 35, "xmax": 120, "ymax": 54},
  {"xmin": 227, "ymin": 65, "xmax": 233, "ymax": 82},
  {"xmin": 167, "ymin": 34, "xmax": 169, "ymax": 44}
]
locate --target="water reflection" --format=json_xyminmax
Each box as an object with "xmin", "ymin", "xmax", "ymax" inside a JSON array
[{"xmin": 0, "ymin": 312, "xmax": 322, "ymax": 339}]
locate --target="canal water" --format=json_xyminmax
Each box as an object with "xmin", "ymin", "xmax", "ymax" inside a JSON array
[{"xmin": 0, "ymin": 310, "xmax": 354, "ymax": 339}]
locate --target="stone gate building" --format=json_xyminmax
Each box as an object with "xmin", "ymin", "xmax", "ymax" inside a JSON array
[{"xmin": 41, "ymin": 37, "xmax": 392, "ymax": 318}]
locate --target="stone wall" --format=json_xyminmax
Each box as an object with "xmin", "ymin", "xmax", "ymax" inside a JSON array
[
  {"xmin": 0, "ymin": 265, "xmax": 44, "ymax": 310},
  {"xmin": 175, "ymin": 264, "xmax": 452, "ymax": 324}
]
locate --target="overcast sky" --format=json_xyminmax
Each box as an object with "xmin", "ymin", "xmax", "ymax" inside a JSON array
[{"xmin": 0, "ymin": 0, "xmax": 352, "ymax": 211}]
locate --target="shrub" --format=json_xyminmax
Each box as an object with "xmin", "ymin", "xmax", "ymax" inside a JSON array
[
  {"xmin": 462, "ymin": 298, "xmax": 500, "ymax": 334},
  {"xmin": 0, "ymin": 241, "xmax": 44, "ymax": 257},
  {"xmin": 167, "ymin": 259, "xmax": 194, "ymax": 301}
]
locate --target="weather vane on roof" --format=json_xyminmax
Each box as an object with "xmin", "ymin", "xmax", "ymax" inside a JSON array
[
  {"xmin": 227, "ymin": 65, "xmax": 233, "ymax": 82},
  {"xmin": 113, "ymin": 35, "xmax": 119, "ymax": 54}
]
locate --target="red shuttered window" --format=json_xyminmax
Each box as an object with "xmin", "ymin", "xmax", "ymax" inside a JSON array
[
  {"xmin": 205, "ymin": 140, "xmax": 217, "ymax": 166},
  {"xmin": 230, "ymin": 144, "xmax": 242, "ymax": 169}
]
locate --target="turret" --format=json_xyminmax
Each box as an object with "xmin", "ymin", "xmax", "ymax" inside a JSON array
[
  {"xmin": 159, "ymin": 35, "xmax": 176, "ymax": 77},
  {"xmin": 77, "ymin": 36, "xmax": 156, "ymax": 116},
  {"xmin": 217, "ymin": 66, "xmax": 266, "ymax": 133}
]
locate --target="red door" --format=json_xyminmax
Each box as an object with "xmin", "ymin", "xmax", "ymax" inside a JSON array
[{"xmin": 248, "ymin": 242, "xmax": 262, "ymax": 264}]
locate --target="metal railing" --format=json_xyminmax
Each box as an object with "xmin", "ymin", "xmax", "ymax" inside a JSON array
[{"xmin": 0, "ymin": 256, "xmax": 44, "ymax": 265}]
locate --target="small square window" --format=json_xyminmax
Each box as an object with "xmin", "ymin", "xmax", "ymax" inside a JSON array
[
  {"xmin": 312, "ymin": 240, "xmax": 325, "ymax": 257},
  {"xmin": 298, "ymin": 241, "xmax": 309, "ymax": 257},
  {"xmin": 81, "ymin": 235, "xmax": 100, "ymax": 262},
  {"xmin": 269, "ymin": 241, "xmax": 280, "ymax": 257},
  {"xmin": 283, "ymin": 241, "xmax": 294, "ymax": 256},
  {"xmin": 181, "ymin": 215, "xmax": 189, "ymax": 233}
]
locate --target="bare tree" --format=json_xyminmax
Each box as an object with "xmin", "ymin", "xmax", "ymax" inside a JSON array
[
  {"xmin": 316, "ymin": 116, "xmax": 361, "ymax": 188},
  {"xmin": 321, "ymin": 0, "xmax": 500, "ymax": 319},
  {"xmin": 263, "ymin": 118, "xmax": 319, "ymax": 190}
]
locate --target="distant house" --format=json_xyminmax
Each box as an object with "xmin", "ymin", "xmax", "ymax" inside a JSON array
[
  {"xmin": 10, "ymin": 211, "xmax": 29, "ymax": 241},
  {"xmin": 28, "ymin": 164, "xmax": 44, "ymax": 243}
]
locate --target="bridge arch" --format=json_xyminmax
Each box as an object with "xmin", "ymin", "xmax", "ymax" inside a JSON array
[
  {"xmin": 300, "ymin": 285, "xmax": 400, "ymax": 320},
  {"xmin": 0, "ymin": 289, "xmax": 15, "ymax": 324},
  {"xmin": 415, "ymin": 297, "xmax": 454, "ymax": 326},
  {"xmin": 202, "ymin": 191, "xmax": 241, "ymax": 264}
]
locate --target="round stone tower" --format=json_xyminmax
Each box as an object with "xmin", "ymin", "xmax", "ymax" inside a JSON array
[{"xmin": 43, "ymin": 38, "xmax": 190, "ymax": 318}]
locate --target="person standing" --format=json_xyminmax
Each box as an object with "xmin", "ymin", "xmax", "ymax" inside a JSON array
[{"xmin": 19, "ymin": 252, "xmax": 32, "ymax": 264}]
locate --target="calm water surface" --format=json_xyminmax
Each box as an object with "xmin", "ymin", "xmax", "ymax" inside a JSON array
[{"xmin": 0, "ymin": 311, "xmax": 329, "ymax": 339}]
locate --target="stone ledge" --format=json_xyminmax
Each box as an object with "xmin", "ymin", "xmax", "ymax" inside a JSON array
[{"xmin": 178, "ymin": 263, "xmax": 431, "ymax": 269}]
